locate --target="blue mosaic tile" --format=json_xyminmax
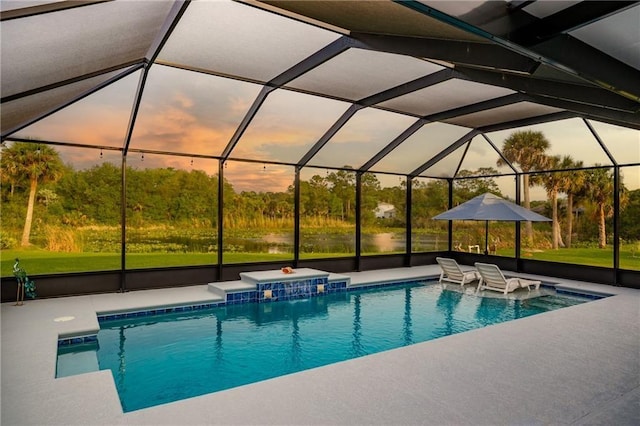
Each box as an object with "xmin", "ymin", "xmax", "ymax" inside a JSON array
[
  {"xmin": 58, "ymin": 334, "xmax": 99, "ymax": 347},
  {"xmin": 97, "ymin": 279, "xmax": 440, "ymax": 321},
  {"xmin": 240, "ymin": 292, "xmax": 253, "ymax": 303},
  {"xmin": 98, "ymin": 302, "xmax": 224, "ymax": 323}
]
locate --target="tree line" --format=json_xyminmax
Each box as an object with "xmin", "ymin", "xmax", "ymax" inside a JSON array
[
  {"xmin": 499, "ymin": 130, "xmax": 630, "ymax": 249},
  {"xmin": 1, "ymin": 136, "xmax": 637, "ymax": 251}
]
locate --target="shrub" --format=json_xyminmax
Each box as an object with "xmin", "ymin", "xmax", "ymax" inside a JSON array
[
  {"xmin": 45, "ymin": 226, "xmax": 80, "ymax": 252},
  {"xmin": 0, "ymin": 233, "xmax": 17, "ymax": 249}
]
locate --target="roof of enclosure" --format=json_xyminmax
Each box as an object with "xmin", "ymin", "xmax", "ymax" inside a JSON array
[{"xmin": 2, "ymin": 0, "xmax": 639, "ymax": 178}]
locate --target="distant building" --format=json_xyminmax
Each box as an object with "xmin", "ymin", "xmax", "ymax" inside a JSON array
[{"xmin": 374, "ymin": 202, "xmax": 396, "ymax": 219}]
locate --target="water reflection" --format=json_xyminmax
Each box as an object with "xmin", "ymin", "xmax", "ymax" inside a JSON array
[
  {"xmin": 215, "ymin": 317, "xmax": 223, "ymax": 362},
  {"xmin": 436, "ymin": 287, "xmax": 463, "ymax": 335},
  {"xmin": 369, "ymin": 232, "xmax": 400, "ymax": 252},
  {"xmin": 130, "ymin": 231, "xmax": 446, "ymax": 255},
  {"xmin": 117, "ymin": 326, "xmax": 127, "ymax": 389},
  {"xmin": 351, "ymin": 295, "xmax": 363, "ymax": 357},
  {"xmin": 231, "ymin": 232, "xmax": 444, "ymax": 254},
  {"xmin": 403, "ymin": 287, "xmax": 413, "ymax": 345},
  {"xmin": 290, "ymin": 313, "xmax": 302, "ymax": 369},
  {"xmin": 475, "ymin": 297, "xmax": 509, "ymax": 325}
]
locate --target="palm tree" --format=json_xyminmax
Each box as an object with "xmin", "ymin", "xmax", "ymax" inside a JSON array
[
  {"xmin": 498, "ymin": 130, "xmax": 550, "ymax": 246},
  {"xmin": 1, "ymin": 142, "xmax": 64, "ymax": 246},
  {"xmin": 532, "ymin": 155, "xmax": 566, "ymax": 249},
  {"xmin": 0, "ymin": 142, "xmax": 21, "ymax": 197},
  {"xmin": 582, "ymin": 167, "xmax": 627, "ymax": 249},
  {"xmin": 557, "ymin": 159, "xmax": 584, "ymax": 248}
]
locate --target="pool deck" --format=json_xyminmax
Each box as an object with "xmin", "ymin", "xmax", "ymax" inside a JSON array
[{"xmin": 1, "ymin": 265, "xmax": 638, "ymax": 425}]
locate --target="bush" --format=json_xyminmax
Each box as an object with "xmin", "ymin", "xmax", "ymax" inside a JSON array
[
  {"xmin": 0, "ymin": 233, "xmax": 17, "ymax": 249},
  {"xmin": 45, "ymin": 226, "xmax": 80, "ymax": 252}
]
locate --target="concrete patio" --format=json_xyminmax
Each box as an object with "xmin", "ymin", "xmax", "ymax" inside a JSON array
[{"xmin": 1, "ymin": 265, "xmax": 638, "ymax": 425}]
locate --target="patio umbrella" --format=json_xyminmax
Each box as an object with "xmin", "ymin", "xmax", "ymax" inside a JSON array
[{"xmin": 433, "ymin": 193, "xmax": 551, "ymax": 255}]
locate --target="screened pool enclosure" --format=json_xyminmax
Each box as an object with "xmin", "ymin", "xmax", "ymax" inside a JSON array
[{"xmin": 1, "ymin": 0, "xmax": 639, "ymax": 299}]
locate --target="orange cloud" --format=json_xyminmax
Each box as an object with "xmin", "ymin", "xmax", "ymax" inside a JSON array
[{"xmin": 224, "ymin": 162, "xmax": 294, "ymax": 192}]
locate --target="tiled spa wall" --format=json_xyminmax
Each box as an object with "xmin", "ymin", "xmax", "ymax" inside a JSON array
[{"xmin": 226, "ymin": 277, "xmax": 349, "ymax": 305}]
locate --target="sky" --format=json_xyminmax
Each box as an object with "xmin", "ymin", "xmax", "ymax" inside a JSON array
[
  {"xmin": 14, "ymin": 63, "xmax": 639, "ymax": 198},
  {"xmin": 8, "ymin": 0, "xmax": 639, "ymax": 196}
]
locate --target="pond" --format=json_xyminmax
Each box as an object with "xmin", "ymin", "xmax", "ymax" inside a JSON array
[
  {"xmin": 121, "ymin": 228, "xmax": 448, "ymax": 255},
  {"xmin": 226, "ymin": 232, "xmax": 447, "ymax": 254}
]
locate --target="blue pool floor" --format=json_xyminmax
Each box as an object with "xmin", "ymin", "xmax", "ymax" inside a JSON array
[{"xmin": 2, "ymin": 265, "xmax": 639, "ymax": 425}]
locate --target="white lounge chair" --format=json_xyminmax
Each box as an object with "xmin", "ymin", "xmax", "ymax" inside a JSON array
[
  {"xmin": 436, "ymin": 257, "xmax": 480, "ymax": 287},
  {"xmin": 474, "ymin": 262, "xmax": 541, "ymax": 294}
]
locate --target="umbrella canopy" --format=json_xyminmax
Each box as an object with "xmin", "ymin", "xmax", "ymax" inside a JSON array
[
  {"xmin": 433, "ymin": 193, "xmax": 551, "ymax": 255},
  {"xmin": 433, "ymin": 193, "xmax": 551, "ymax": 222}
]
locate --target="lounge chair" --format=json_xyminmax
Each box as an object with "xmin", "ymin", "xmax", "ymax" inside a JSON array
[
  {"xmin": 474, "ymin": 262, "xmax": 541, "ymax": 294},
  {"xmin": 436, "ymin": 257, "xmax": 480, "ymax": 287}
]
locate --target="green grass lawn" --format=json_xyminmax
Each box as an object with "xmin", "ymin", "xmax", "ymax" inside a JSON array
[
  {"xmin": 1, "ymin": 249, "xmax": 292, "ymax": 277},
  {"xmin": 2, "ymin": 245, "xmax": 639, "ymax": 277},
  {"xmin": 522, "ymin": 246, "xmax": 640, "ymax": 269}
]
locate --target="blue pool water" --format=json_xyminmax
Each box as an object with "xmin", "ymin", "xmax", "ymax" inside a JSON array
[{"xmin": 58, "ymin": 282, "xmax": 591, "ymax": 412}]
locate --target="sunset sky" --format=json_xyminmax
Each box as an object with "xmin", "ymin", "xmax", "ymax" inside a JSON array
[
  {"xmin": 15, "ymin": 62, "xmax": 639, "ymax": 198},
  {"xmin": 3, "ymin": 0, "xmax": 638, "ymax": 199}
]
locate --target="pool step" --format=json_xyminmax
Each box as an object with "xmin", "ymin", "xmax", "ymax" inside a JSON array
[
  {"xmin": 328, "ymin": 272, "xmax": 350, "ymax": 285},
  {"xmin": 207, "ymin": 280, "xmax": 255, "ymax": 299}
]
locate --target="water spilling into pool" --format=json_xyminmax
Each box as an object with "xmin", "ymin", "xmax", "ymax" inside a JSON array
[{"xmin": 57, "ymin": 283, "xmax": 591, "ymax": 412}]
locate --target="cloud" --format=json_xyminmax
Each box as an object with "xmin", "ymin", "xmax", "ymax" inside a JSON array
[
  {"xmin": 173, "ymin": 92, "xmax": 194, "ymax": 109},
  {"xmin": 17, "ymin": 97, "xmax": 131, "ymax": 148},
  {"xmin": 130, "ymin": 101, "xmax": 232, "ymax": 155},
  {"xmin": 228, "ymin": 96, "xmax": 253, "ymax": 114},
  {"xmin": 224, "ymin": 162, "xmax": 294, "ymax": 192},
  {"xmin": 14, "ymin": 65, "xmax": 639, "ymax": 194}
]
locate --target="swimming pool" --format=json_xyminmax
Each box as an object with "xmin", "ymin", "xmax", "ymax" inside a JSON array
[{"xmin": 57, "ymin": 282, "xmax": 592, "ymax": 412}]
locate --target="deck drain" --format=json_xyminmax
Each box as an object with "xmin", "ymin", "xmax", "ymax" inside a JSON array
[{"xmin": 54, "ymin": 316, "xmax": 75, "ymax": 322}]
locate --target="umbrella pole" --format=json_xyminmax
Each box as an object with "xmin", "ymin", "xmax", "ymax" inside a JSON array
[{"xmin": 484, "ymin": 221, "xmax": 489, "ymax": 255}]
